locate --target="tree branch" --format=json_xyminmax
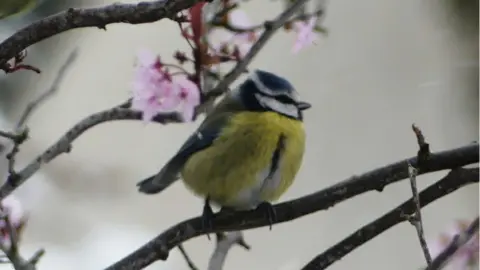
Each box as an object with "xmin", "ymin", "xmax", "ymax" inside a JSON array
[
  {"xmin": 0, "ymin": 106, "xmax": 180, "ymax": 200},
  {"xmin": 208, "ymin": 232, "xmax": 250, "ymax": 270},
  {"xmin": 0, "ymin": 0, "xmax": 205, "ymax": 69},
  {"xmin": 15, "ymin": 49, "xmax": 79, "ymax": 130},
  {"xmin": 300, "ymin": 167, "xmax": 479, "ymax": 270},
  {"xmin": 104, "ymin": 144, "xmax": 478, "ymax": 270},
  {"xmin": 407, "ymin": 124, "xmax": 432, "ymax": 265},
  {"xmin": 425, "ymin": 217, "xmax": 479, "ymax": 270}
]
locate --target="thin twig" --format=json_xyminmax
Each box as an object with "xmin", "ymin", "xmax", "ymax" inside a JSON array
[
  {"xmin": 407, "ymin": 164, "xmax": 432, "ymax": 265},
  {"xmin": 104, "ymin": 154, "xmax": 478, "ymax": 270},
  {"xmin": 300, "ymin": 168, "xmax": 479, "ymax": 270},
  {"xmin": 25, "ymin": 249, "xmax": 45, "ymax": 266},
  {"xmin": 16, "ymin": 49, "xmax": 78, "ymax": 130},
  {"xmin": 178, "ymin": 244, "xmax": 199, "ymax": 270},
  {"xmin": 211, "ymin": 9, "xmax": 324, "ymax": 33},
  {"xmin": 208, "ymin": 232, "xmax": 250, "ymax": 270},
  {"xmin": 4, "ymin": 128, "xmax": 29, "ymax": 177},
  {"xmin": 407, "ymin": 124, "xmax": 433, "ymax": 265},
  {"xmin": 0, "ymin": 131, "xmax": 19, "ymax": 141},
  {"xmin": 425, "ymin": 217, "xmax": 479, "ymax": 270}
]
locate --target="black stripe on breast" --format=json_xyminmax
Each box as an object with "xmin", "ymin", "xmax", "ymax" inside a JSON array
[{"xmin": 266, "ymin": 133, "xmax": 286, "ymax": 180}]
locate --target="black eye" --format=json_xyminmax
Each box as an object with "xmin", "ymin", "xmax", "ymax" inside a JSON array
[{"xmin": 273, "ymin": 94, "xmax": 296, "ymax": 104}]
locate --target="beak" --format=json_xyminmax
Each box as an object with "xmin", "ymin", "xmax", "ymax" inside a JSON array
[{"xmin": 296, "ymin": 101, "xmax": 312, "ymax": 111}]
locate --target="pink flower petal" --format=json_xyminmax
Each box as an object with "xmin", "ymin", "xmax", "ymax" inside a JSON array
[
  {"xmin": 0, "ymin": 195, "xmax": 26, "ymax": 249},
  {"xmin": 131, "ymin": 49, "xmax": 183, "ymax": 123},
  {"xmin": 174, "ymin": 78, "xmax": 200, "ymax": 122},
  {"xmin": 292, "ymin": 17, "xmax": 318, "ymax": 54}
]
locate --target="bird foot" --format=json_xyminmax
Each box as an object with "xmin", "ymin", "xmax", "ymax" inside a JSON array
[
  {"xmin": 256, "ymin": 202, "xmax": 277, "ymax": 230},
  {"xmin": 202, "ymin": 196, "xmax": 214, "ymax": 240}
]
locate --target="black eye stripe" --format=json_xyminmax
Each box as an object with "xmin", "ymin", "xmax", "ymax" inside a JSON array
[{"xmin": 261, "ymin": 93, "xmax": 296, "ymax": 104}]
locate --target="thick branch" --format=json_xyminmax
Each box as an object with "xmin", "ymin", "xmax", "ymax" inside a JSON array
[
  {"xmin": 0, "ymin": 0, "xmax": 204, "ymax": 68},
  {"xmin": 104, "ymin": 145, "xmax": 478, "ymax": 270},
  {"xmin": 300, "ymin": 168, "xmax": 479, "ymax": 270}
]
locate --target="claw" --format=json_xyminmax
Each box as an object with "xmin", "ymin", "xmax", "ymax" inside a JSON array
[
  {"xmin": 202, "ymin": 196, "xmax": 214, "ymax": 240},
  {"xmin": 256, "ymin": 201, "xmax": 277, "ymax": 230}
]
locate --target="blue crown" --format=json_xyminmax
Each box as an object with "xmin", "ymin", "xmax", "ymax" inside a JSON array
[{"xmin": 251, "ymin": 70, "xmax": 295, "ymax": 95}]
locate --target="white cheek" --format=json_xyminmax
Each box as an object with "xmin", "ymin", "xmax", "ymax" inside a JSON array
[{"xmin": 256, "ymin": 94, "xmax": 299, "ymax": 118}]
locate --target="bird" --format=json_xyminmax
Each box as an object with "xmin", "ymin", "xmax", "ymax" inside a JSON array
[{"xmin": 137, "ymin": 69, "xmax": 311, "ymax": 231}]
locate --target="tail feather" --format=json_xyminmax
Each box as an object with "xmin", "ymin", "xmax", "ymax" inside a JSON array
[{"xmin": 137, "ymin": 164, "xmax": 180, "ymax": 194}]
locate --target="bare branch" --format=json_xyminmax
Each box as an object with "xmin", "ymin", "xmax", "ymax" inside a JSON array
[
  {"xmin": 211, "ymin": 9, "xmax": 324, "ymax": 33},
  {"xmin": 406, "ymin": 124, "xmax": 432, "ymax": 265},
  {"xmin": 16, "ymin": 49, "xmax": 79, "ymax": 130},
  {"xmin": 104, "ymin": 144, "xmax": 478, "ymax": 270},
  {"xmin": 0, "ymin": 0, "xmax": 205, "ymax": 70},
  {"xmin": 3, "ymin": 129, "xmax": 29, "ymax": 178},
  {"xmin": 425, "ymin": 217, "xmax": 479, "ymax": 270},
  {"xmin": 0, "ymin": 107, "xmax": 180, "ymax": 200},
  {"xmin": 407, "ymin": 164, "xmax": 432, "ymax": 264},
  {"xmin": 208, "ymin": 232, "xmax": 250, "ymax": 270},
  {"xmin": 300, "ymin": 168, "xmax": 479, "ymax": 270}
]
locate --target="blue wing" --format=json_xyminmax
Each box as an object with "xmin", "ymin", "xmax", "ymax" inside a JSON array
[{"xmin": 137, "ymin": 113, "xmax": 232, "ymax": 194}]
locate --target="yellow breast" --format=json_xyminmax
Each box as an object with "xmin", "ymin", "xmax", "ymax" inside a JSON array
[{"xmin": 181, "ymin": 112, "xmax": 306, "ymax": 208}]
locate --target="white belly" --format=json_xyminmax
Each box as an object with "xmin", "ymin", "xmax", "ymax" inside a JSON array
[{"xmin": 224, "ymin": 159, "xmax": 284, "ymax": 210}]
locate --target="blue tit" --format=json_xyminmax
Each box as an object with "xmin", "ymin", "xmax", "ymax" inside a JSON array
[{"xmin": 137, "ymin": 69, "xmax": 310, "ymax": 229}]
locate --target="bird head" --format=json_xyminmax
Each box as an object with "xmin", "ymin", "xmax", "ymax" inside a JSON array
[{"xmin": 233, "ymin": 69, "xmax": 311, "ymax": 120}]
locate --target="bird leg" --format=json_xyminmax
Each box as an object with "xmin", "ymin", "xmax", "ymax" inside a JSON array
[
  {"xmin": 202, "ymin": 196, "xmax": 214, "ymax": 240},
  {"xmin": 256, "ymin": 201, "xmax": 277, "ymax": 230}
]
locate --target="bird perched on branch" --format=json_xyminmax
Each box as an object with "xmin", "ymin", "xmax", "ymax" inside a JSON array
[{"xmin": 137, "ymin": 69, "xmax": 310, "ymax": 231}]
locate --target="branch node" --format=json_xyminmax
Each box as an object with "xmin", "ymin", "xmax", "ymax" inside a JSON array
[{"xmin": 412, "ymin": 124, "xmax": 431, "ymax": 168}]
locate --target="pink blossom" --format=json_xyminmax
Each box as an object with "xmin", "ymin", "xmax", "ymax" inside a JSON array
[
  {"xmin": 131, "ymin": 50, "xmax": 200, "ymax": 122},
  {"xmin": 173, "ymin": 77, "xmax": 201, "ymax": 122},
  {"xmin": 429, "ymin": 219, "xmax": 479, "ymax": 269},
  {"xmin": 0, "ymin": 195, "xmax": 27, "ymax": 249},
  {"xmin": 292, "ymin": 17, "xmax": 318, "ymax": 54}
]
